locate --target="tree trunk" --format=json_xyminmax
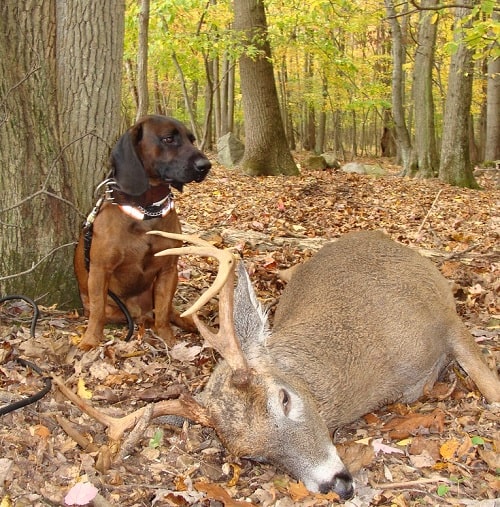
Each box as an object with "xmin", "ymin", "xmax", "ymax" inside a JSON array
[
  {"xmin": 412, "ymin": 0, "xmax": 439, "ymax": 178},
  {"xmin": 278, "ymin": 56, "xmax": 295, "ymax": 150},
  {"xmin": 384, "ymin": 0, "xmax": 415, "ymax": 174},
  {"xmin": 0, "ymin": 1, "xmax": 124, "ymax": 307},
  {"xmin": 173, "ymin": 52, "xmax": 200, "ymax": 140},
  {"xmin": 136, "ymin": 0, "xmax": 150, "ymax": 120},
  {"xmin": 316, "ymin": 74, "xmax": 327, "ymax": 154},
  {"xmin": 380, "ymin": 110, "xmax": 397, "ymax": 157},
  {"xmin": 226, "ymin": 59, "xmax": 236, "ymax": 134},
  {"xmin": 212, "ymin": 56, "xmax": 221, "ymax": 140},
  {"xmin": 439, "ymin": 0, "xmax": 478, "ymax": 188},
  {"xmin": 303, "ymin": 52, "xmax": 315, "ymax": 151},
  {"xmin": 484, "ymin": 54, "xmax": 500, "ymax": 161},
  {"xmin": 233, "ymin": 0, "xmax": 298, "ymax": 176}
]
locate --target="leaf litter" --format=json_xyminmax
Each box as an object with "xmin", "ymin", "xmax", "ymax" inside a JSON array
[{"xmin": 1, "ymin": 157, "xmax": 499, "ymax": 506}]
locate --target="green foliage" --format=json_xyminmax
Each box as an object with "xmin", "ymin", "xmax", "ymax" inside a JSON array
[
  {"xmin": 436, "ymin": 484, "xmax": 450, "ymax": 497},
  {"xmin": 148, "ymin": 428, "xmax": 164, "ymax": 448},
  {"xmin": 471, "ymin": 435, "xmax": 485, "ymax": 446}
]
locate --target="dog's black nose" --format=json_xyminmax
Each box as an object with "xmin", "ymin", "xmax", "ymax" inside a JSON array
[{"xmin": 195, "ymin": 157, "xmax": 211, "ymax": 174}]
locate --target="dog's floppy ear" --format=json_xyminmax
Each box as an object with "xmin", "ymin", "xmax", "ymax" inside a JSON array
[{"xmin": 110, "ymin": 124, "xmax": 149, "ymax": 196}]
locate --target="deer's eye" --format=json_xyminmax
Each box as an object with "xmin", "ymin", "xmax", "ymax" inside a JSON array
[{"xmin": 279, "ymin": 388, "xmax": 291, "ymax": 416}]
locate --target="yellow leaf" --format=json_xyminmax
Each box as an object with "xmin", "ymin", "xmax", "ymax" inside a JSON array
[
  {"xmin": 397, "ymin": 438, "xmax": 413, "ymax": 446},
  {"xmin": 0, "ymin": 495, "xmax": 13, "ymax": 507},
  {"xmin": 77, "ymin": 378, "xmax": 92, "ymax": 399},
  {"xmin": 288, "ymin": 481, "xmax": 309, "ymax": 501},
  {"xmin": 433, "ymin": 462, "xmax": 449, "ymax": 470},
  {"xmin": 440, "ymin": 439, "xmax": 459, "ymax": 460},
  {"xmin": 355, "ymin": 437, "xmax": 372, "ymax": 445},
  {"xmin": 226, "ymin": 463, "xmax": 242, "ymax": 487}
]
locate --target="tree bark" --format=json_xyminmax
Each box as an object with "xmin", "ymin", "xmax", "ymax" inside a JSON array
[
  {"xmin": 412, "ymin": 0, "xmax": 439, "ymax": 178},
  {"xmin": 136, "ymin": 0, "xmax": 150, "ymax": 120},
  {"xmin": 484, "ymin": 54, "xmax": 500, "ymax": 161},
  {"xmin": 439, "ymin": 0, "xmax": 478, "ymax": 188},
  {"xmin": 233, "ymin": 0, "xmax": 298, "ymax": 176},
  {"xmin": 384, "ymin": 0, "xmax": 415, "ymax": 173},
  {"xmin": 0, "ymin": 0, "xmax": 124, "ymax": 306}
]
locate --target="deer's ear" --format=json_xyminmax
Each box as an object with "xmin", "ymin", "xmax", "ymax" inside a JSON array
[{"xmin": 233, "ymin": 263, "xmax": 270, "ymax": 349}]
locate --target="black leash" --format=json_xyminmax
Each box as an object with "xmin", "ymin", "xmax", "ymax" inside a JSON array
[{"xmin": 0, "ymin": 295, "xmax": 52, "ymax": 415}]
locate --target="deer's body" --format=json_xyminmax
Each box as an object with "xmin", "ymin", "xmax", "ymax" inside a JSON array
[
  {"xmin": 270, "ymin": 231, "xmax": 480, "ymax": 428},
  {"xmin": 156, "ymin": 230, "xmax": 500, "ymax": 499}
]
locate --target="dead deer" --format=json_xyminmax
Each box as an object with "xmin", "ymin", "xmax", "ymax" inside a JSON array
[
  {"xmin": 58, "ymin": 230, "xmax": 499, "ymax": 500},
  {"xmin": 152, "ymin": 230, "xmax": 500, "ymax": 499}
]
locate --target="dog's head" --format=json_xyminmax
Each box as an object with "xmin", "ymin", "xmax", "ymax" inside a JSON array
[{"xmin": 110, "ymin": 115, "xmax": 211, "ymax": 195}]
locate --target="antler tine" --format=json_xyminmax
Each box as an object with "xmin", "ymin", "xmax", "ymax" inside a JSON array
[
  {"xmin": 148, "ymin": 231, "xmax": 250, "ymax": 378},
  {"xmin": 148, "ymin": 231, "xmax": 235, "ymax": 317},
  {"xmin": 147, "ymin": 230, "xmax": 213, "ymax": 247},
  {"xmin": 192, "ymin": 266, "xmax": 250, "ymax": 376}
]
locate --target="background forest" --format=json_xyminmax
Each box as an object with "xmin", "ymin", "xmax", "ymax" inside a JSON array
[{"xmin": 122, "ymin": 0, "xmax": 499, "ymax": 177}]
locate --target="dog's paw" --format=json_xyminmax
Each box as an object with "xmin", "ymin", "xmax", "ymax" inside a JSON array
[{"xmin": 78, "ymin": 333, "xmax": 101, "ymax": 350}]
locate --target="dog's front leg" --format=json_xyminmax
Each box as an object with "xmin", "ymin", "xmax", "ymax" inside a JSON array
[
  {"xmin": 79, "ymin": 267, "xmax": 109, "ymax": 350},
  {"xmin": 154, "ymin": 258, "xmax": 196, "ymax": 346}
]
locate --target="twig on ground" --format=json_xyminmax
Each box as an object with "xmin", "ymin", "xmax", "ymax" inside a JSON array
[
  {"xmin": 416, "ymin": 189, "xmax": 443, "ymax": 237},
  {"xmin": 371, "ymin": 476, "xmax": 451, "ymax": 490}
]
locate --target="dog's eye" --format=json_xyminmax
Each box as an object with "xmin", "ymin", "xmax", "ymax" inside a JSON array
[{"xmin": 161, "ymin": 136, "xmax": 174, "ymax": 144}]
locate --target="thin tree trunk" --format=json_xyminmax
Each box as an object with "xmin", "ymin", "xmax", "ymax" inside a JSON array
[
  {"xmin": 220, "ymin": 53, "xmax": 229, "ymax": 135},
  {"xmin": 316, "ymin": 76, "xmax": 327, "ymax": 154},
  {"xmin": 136, "ymin": 0, "xmax": 150, "ymax": 120},
  {"xmin": 172, "ymin": 52, "xmax": 200, "ymax": 140},
  {"xmin": 384, "ymin": 0, "xmax": 415, "ymax": 173},
  {"xmin": 484, "ymin": 54, "xmax": 500, "ymax": 161},
  {"xmin": 226, "ymin": 60, "xmax": 235, "ymax": 133}
]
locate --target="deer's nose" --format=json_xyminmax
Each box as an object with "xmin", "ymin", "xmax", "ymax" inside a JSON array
[{"xmin": 320, "ymin": 470, "xmax": 354, "ymax": 500}]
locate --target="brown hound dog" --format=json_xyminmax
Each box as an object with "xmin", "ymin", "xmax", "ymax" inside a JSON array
[{"xmin": 74, "ymin": 115, "xmax": 211, "ymax": 350}]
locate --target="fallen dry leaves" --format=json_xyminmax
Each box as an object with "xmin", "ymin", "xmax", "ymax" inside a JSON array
[{"xmin": 1, "ymin": 157, "xmax": 499, "ymax": 506}]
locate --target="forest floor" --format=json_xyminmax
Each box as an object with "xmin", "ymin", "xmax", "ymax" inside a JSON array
[{"xmin": 1, "ymin": 156, "xmax": 499, "ymax": 507}]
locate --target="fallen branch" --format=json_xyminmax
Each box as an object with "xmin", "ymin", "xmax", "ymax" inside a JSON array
[
  {"xmin": 52, "ymin": 375, "xmax": 213, "ymax": 441},
  {"xmin": 371, "ymin": 476, "xmax": 450, "ymax": 490}
]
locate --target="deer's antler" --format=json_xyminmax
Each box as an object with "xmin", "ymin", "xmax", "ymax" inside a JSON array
[
  {"xmin": 53, "ymin": 375, "xmax": 213, "ymax": 442},
  {"xmin": 149, "ymin": 231, "xmax": 250, "ymax": 380}
]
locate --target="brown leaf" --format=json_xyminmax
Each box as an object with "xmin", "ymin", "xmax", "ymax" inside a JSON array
[
  {"xmin": 337, "ymin": 442, "xmax": 375, "ymax": 473},
  {"xmin": 383, "ymin": 408, "xmax": 445, "ymax": 439},
  {"xmin": 194, "ymin": 481, "xmax": 256, "ymax": 507},
  {"xmin": 409, "ymin": 436, "xmax": 440, "ymax": 461},
  {"xmin": 478, "ymin": 447, "xmax": 500, "ymax": 470}
]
